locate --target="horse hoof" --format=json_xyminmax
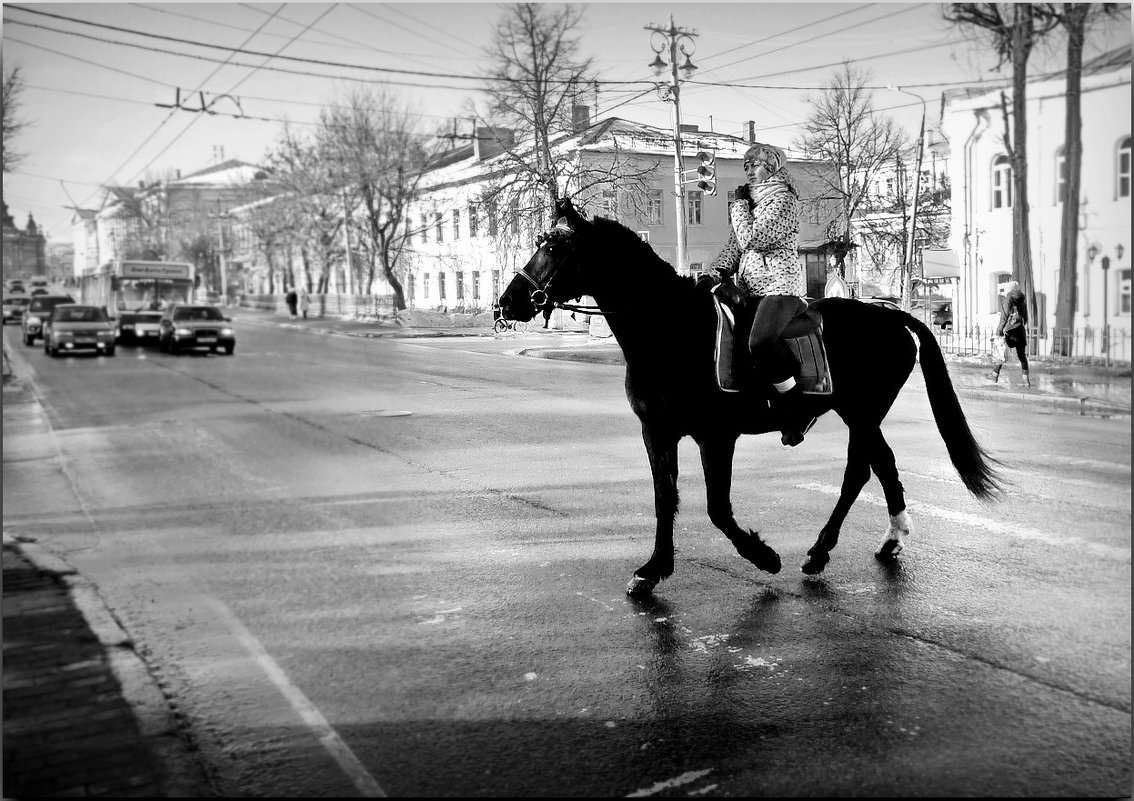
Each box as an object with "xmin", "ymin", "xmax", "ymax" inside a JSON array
[
  {"xmin": 801, "ymin": 551, "xmax": 830, "ymax": 575},
  {"xmin": 740, "ymin": 539, "xmax": 781, "ymax": 574},
  {"xmin": 875, "ymin": 539, "xmax": 903, "ymax": 561},
  {"xmin": 626, "ymin": 575, "xmax": 657, "ymax": 596}
]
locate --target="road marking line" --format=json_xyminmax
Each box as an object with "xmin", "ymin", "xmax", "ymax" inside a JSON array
[
  {"xmin": 204, "ymin": 596, "xmax": 387, "ymax": 797},
  {"xmin": 797, "ymin": 482, "xmax": 1130, "ymax": 562},
  {"xmin": 627, "ymin": 769, "xmax": 713, "ymax": 797}
]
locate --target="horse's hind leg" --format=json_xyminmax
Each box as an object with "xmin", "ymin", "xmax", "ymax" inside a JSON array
[
  {"xmin": 627, "ymin": 424, "xmax": 680, "ymax": 596},
  {"xmin": 803, "ymin": 427, "xmax": 872, "ymax": 575},
  {"xmin": 867, "ymin": 430, "xmax": 911, "ymax": 562},
  {"xmin": 698, "ymin": 435, "xmax": 781, "ymax": 575}
]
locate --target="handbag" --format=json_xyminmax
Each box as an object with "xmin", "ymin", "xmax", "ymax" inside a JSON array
[{"xmin": 1004, "ymin": 308, "xmax": 1023, "ymax": 331}]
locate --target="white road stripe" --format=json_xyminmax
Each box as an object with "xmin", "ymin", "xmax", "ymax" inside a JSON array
[
  {"xmin": 797, "ymin": 482, "xmax": 1131, "ymax": 562},
  {"xmin": 204, "ymin": 596, "xmax": 387, "ymax": 797}
]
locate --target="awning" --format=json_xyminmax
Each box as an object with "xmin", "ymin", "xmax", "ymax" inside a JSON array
[{"xmin": 922, "ymin": 249, "xmax": 960, "ymax": 279}]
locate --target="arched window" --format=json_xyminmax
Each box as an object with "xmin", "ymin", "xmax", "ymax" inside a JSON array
[
  {"xmin": 1054, "ymin": 145, "xmax": 1066, "ymax": 205},
  {"xmin": 992, "ymin": 155, "xmax": 1012, "ymax": 209},
  {"xmin": 1118, "ymin": 136, "xmax": 1131, "ymax": 199}
]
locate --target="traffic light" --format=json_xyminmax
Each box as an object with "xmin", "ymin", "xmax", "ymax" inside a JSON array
[{"xmin": 696, "ymin": 151, "xmax": 717, "ymax": 195}]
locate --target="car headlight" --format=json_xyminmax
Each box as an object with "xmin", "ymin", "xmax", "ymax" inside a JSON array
[
  {"xmin": 220, "ymin": 327, "xmax": 234, "ymax": 336},
  {"xmin": 175, "ymin": 327, "xmax": 193, "ymax": 336}
]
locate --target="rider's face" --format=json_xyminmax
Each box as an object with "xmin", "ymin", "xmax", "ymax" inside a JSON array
[{"xmin": 744, "ymin": 158, "xmax": 770, "ymax": 185}]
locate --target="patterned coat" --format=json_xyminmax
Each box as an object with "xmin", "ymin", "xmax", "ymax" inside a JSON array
[{"xmin": 709, "ymin": 171, "xmax": 804, "ymax": 297}]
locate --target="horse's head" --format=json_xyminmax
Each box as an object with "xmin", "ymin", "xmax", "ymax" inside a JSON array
[{"xmin": 498, "ymin": 198, "xmax": 590, "ymax": 322}]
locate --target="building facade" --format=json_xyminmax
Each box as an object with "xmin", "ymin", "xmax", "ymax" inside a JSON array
[
  {"xmin": 941, "ymin": 46, "xmax": 1131, "ymax": 355},
  {"xmin": 3, "ymin": 202, "xmax": 47, "ymax": 281}
]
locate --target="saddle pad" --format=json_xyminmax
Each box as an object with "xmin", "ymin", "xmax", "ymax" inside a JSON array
[{"xmin": 714, "ymin": 297, "xmax": 834, "ymax": 396}]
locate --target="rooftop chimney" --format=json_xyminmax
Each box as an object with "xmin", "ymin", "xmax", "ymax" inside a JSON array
[
  {"xmin": 473, "ymin": 127, "xmax": 515, "ymax": 161},
  {"xmin": 572, "ymin": 104, "xmax": 591, "ymax": 132}
]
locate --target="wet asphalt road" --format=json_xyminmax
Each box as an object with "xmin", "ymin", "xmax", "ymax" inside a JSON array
[{"xmin": 2, "ymin": 321, "xmax": 1130, "ymax": 797}]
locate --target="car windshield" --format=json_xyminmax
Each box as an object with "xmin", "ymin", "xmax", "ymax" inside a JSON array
[
  {"xmin": 173, "ymin": 307, "xmax": 224, "ymax": 322},
  {"xmin": 55, "ymin": 307, "xmax": 107, "ymax": 323},
  {"xmin": 29, "ymin": 297, "xmax": 74, "ymax": 312}
]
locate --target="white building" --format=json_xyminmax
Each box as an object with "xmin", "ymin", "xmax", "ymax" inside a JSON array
[
  {"xmin": 941, "ymin": 46, "xmax": 1131, "ymax": 356},
  {"xmin": 399, "ymin": 114, "xmax": 844, "ymax": 312}
]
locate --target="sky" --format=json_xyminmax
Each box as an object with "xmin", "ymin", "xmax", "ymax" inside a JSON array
[{"xmin": 3, "ymin": 1, "xmax": 1131, "ymax": 244}]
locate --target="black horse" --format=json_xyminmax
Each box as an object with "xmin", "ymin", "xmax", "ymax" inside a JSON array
[{"xmin": 498, "ymin": 198, "xmax": 1002, "ymax": 595}]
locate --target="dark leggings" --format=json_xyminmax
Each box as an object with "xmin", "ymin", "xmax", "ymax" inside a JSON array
[
  {"xmin": 1005, "ymin": 329, "xmax": 1029, "ymax": 371},
  {"xmin": 748, "ymin": 295, "xmax": 807, "ymax": 385}
]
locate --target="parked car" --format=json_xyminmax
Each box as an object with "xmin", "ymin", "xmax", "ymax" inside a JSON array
[
  {"xmin": 3, "ymin": 295, "xmax": 31, "ymax": 324},
  {"xmin": 158, "ymin": 304, "xmax": 235, "ymax": 355},
  {"xmin": 858, "ymin": 296, "xmax": 902, "ymax": 312},
  {"xmin": 42, "ymin": 304, "xmax": 117, "ymax": 357},
  {"xmin": 22, "ymin": 294, "xmax": 76, "ymax": 345}
]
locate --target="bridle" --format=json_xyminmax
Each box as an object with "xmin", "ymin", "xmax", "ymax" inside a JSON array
[{"xmin": 515, "ymin": 230, "xmax": 607, "ymax": 316}]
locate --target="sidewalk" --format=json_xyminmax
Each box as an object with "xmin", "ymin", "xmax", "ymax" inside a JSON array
[{"xmin": 2, "ymin": 308, "xmax": 1128, "ymax": 798}]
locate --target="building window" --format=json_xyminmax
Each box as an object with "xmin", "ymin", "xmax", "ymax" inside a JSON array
[
  {"xmin": 601, "ymin": 190, "xmax": 617, "ymax": 219},
  {"xmin": 435, "ymin": 213, "xmax": 444, "ymax": 243},
  {"xmin": 423, "ymin": 273, "xmax": 430, "ymax": 299},
  {"xmin": 992, "ymin": 155, "xmax": 1012, "ymax": 209},
  {"xmin": 1118, "ymin": 136, "xmax": 1131, "ymax": 199},
  {"xmin": 1120, "ymin": 269, "xmax": 1131, "ymax": 316},
  {"xmin": 487, "ymin": 201, "xmax": 498, "ymax": 237},
  {"xmin": 687, "ymin": 191, "xmax": 703, "ymax": 225},
  {"xmin": 406, "ymin": 216, "xmax": 413, "ymax": 244},
  {"xmin": 468, "ymin": 205, "xmax": 478, "ymax": 237},
  {"xmin": 472, "ymin": 270, "xmax": 480, "ymax": 301},
  {"xmin": 647, "ymin": 189, "xmax": 663, "ymax": 225},
  {"xmin": 491, "ymin": 269, "xmax": 500, "ymax": 300},
  {"xmin": 455, "ymin": 271, "xmax": 464, "ymax": 301},
  {"xmin": 420, "ymin": 214, "xmax": 429, "ymax": 243},
  {"xmin": 452, "ymin": 209, "xmax": 461, "ymax": 240},
  {"xmin": 991, "ymin": 271, "xmax": 1011, "ymax": 311},
  {"xmin": 1055, "ymin": 145, "xmax": 1066, "ymax": 205},
  {"xmin": 438, "ymin": 271, "xmax": 446, "ymax": 300},
  {"xmin": 406, "ymin": 273, "xmax": 415, "ymax": 303}
]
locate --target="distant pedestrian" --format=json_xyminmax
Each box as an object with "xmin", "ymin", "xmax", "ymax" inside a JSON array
[
  {"xmin": 299, "ymin": 287, "xmax": 310, "ymax": 320},
  {"xmin": 992, "ymin": 279, "xmax": 1029, "ymax": 387},
  {"xmin": 286, "ymin": 288, "xmax": 298, "ymax": 319}
]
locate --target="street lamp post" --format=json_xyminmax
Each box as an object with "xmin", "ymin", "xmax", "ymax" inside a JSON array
[
  {"xmin": 646, "ymin": 15, "xmax": 698, "ymax": 276},
  {"xmin": 1101, "ymin": 253, "xmax": 1111, "ymax": 367},
  {"xmin": 889, "ymin": 86, "xmax": 926, "ymax": 312}
]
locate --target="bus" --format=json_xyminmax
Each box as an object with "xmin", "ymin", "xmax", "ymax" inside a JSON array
[{"xmin": 81, "ymin": 260, "xmax": 197, "ymax": 344}]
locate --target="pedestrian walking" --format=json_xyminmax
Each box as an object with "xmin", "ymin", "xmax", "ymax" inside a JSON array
[
  {"xmin": 992, "ymin": 279, "xmax": 1029, "ymax": 386},
  {"xmin": 299, "ymin": 287, "xmax": 310, "ymax": 320},
  {"xmin": 286, "ymin": 288, "xmax": 298, "ymax": 319}
]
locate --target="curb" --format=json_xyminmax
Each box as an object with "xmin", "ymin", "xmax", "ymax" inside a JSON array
[{"xmin": 5, "ymin": 536, "xmax": 211, "ymax": 796}]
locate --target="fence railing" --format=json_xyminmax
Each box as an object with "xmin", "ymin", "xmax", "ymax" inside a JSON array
[{"xmin": 931, "ymin": 324, "xmax": 1131, "ymax": 367}]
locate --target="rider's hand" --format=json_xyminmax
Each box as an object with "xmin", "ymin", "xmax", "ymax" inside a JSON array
[
  {"xmin": 694, "ymin": 272, "xmax": 721, "ymax": 292},
  {"xmin": 734, "ymin": 183, "xmax": 750, "ymax": 203}
]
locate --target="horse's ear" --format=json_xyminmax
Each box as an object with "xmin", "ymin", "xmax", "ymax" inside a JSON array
[{"xmin": 555, "ymin": 197, "xmax": 587, "ymax": 231}]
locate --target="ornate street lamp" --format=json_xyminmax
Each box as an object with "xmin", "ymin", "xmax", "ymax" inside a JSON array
[{"xmin": 645, "ymin": 15, "xmax": 698, "ymax": 275}]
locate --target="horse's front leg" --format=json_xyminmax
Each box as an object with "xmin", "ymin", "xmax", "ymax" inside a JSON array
[
  {"xmin": 698, "ymin": 435, "xmax": 781, "ymax": 575},
  {"xmin": 627, "ymin": 422, "xmax": 680, "ymax": 596},
  {"xmin": 803, "ymin": 425, "xmax": 871, "ymax": 574}
]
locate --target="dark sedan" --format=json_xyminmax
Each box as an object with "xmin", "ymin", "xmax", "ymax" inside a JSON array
[
  {"xmin": 22, "ymin": 294, "xmax": 76, "ymax": 345},
  {"xmin": 158, "ymin": 304, "xmax": 235, "ymax": 355}
]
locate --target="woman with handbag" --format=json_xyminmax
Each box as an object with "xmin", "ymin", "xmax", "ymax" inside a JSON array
[{"xmin": 993, "ymin": 280, "xmax": 1029, "ymax": 386}]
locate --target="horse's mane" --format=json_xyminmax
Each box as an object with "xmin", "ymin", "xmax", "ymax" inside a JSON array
[{"xmin": 587, "ymin": 215, "xmax": 697, "ymax": 293}]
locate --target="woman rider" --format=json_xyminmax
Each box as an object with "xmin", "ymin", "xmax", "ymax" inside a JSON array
[{"xmin": 707, "ymin": 142, "xmax": 814, "ymax": 446}]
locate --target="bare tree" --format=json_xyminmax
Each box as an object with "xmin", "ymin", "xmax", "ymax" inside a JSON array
[
  {"xmin": 945, "ymin": 3, "xmax": 1060, "ymax": 349},
  {"xmin": 795, "ymin": 64, "xmax": 907, "ymax": 286},
  {"xmin": 316, "ymin": 89, "xmax": 435, "ymax": 309},
  {"xmin": 1045, "ymin": 3, "xmax": 1124, "ymax": 354},
  {"xmin": 2, "ymin": 65, "xmax": 29, "ymax": 173}
]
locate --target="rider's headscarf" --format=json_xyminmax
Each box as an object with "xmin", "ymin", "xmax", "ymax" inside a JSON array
[{"xmin": 743, "ymin": 143, "xmax": 788, "ymax": 179}]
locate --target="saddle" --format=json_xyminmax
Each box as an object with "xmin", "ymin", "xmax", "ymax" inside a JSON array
[{"xmin": 713, "ymin": 294, "xmax": 833, "ymax": 396}]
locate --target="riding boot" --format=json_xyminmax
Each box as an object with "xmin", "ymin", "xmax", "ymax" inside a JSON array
[
  {"xmin": 991, "ymin": 364, "xmax": 1001, "ymax": 383},
  {"xmin": 771, "ymin": 384, "xmax": 815, "ymax": 447},
  {"xmin": 1023, "ymin": 370, "xmax": 1030, "ymax": 387}
]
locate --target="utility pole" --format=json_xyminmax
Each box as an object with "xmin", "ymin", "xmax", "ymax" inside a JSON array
[
  {"xmin": 646, "ymin": 15, "xmax": 699, "ymax": 276},
  {"xmin": 341, "ymin": 187, "xmax": 355, "ymax": 296},
  {"xmin": 890, "ymin": 86, "xmax": 926, "ymax": 311}
]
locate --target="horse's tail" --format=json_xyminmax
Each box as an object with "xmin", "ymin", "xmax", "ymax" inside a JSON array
[{"xmin": 906, "ymin": 315, "xmax": 1005, "ymax": 501}]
